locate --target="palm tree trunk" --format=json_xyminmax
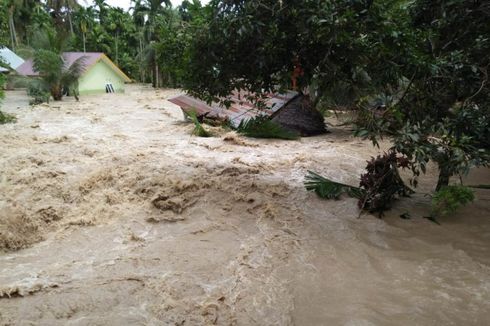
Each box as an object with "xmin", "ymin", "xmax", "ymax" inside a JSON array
[
  {"xmin": 68, "ymin": 11, "xmax": 74, "ymax": 35},
  {"xmin": 8, "ymin": 6, "xmax": 17, "ymax": 49},
  {"xmin": 139, "ymin": 36, "xmax": 144, "ymax": 82},
  {"xmin": 115, "ymin": 32, "xmax": 119, "ymax": 64},
  {"xmin": 51, "ymin": 85, "xmax": 63, "ymax": 101},
  {"xmin": 82, "ymin": 33, "xmax": 86, "ymax": 52},
  {"xmin": 154, "ymin": 60, "xmax": 159, "ymax": 88}
]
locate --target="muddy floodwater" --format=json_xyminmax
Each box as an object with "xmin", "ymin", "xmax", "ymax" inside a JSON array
[{"xmin": 1, "ymin": 85, "xmax": 489, "ymax": 325}]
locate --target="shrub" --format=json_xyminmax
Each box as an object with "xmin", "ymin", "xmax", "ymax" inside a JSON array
[
  {"xmin": 305, "ymin": 151, "xmax": 413, "ymax": 215},
  {"xmin": 236, "ymin": 116, "xmax": 299, "ymax": 140},
  {"xmin": 0, "ymin": 110, "xmax": 16, "ymax": 124},
  {"xmin": 187, "ymin": 111, "xmax": 211, "ymax": 137},
  {"xmin": 27, "ymin": 81, "xmax": 50, "ymax": 105},
  {"xmin": 431, "ymin": 185, "xmax": 475, "ymax": 218}
]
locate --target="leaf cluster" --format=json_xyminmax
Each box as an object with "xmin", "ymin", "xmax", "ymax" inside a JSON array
[
  {"xmin": 187, "ymin": 111, "xmax": 212, "ymax": 137},
  {"xmin": 305, "ymin": 151, "xmax": 413, "ymax": 215},
  {"xmin": 304, "ymin": 171, "xmax": 363, "ymax": 200},
  {"xmin": 236, "ymin": 115, "xmax": 299, "ymax": 140},
  {"xmin": 27, "ymin": 80, "xmax": 50, "ymax": 105},
  {"xmin": 431, "ymin": 185, "xmax": 475, "ymax": 218}
]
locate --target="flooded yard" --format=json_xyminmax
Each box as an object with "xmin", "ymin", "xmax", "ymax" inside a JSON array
[{"xmin": 1, "ymin": 85, "xmax": 489, "ymax": 325}]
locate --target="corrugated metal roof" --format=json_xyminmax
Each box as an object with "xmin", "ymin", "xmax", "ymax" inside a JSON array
[
  {"xmin": 168, "ymin": 90, "xmax": 298, "ymax": 127},
  {"xmin": 16, "ymin": 52, "xmax": 103, "ymax": 76},
  {"xmin": 15, "ymin": 52, "xmax": 131, "ymax": 82},
  {"xmin": 0, "ymin": 47, "xmax": 24, "ymax": 72}
]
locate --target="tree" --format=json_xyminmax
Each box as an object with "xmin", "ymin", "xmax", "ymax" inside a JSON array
[
  {"xmin": 183, "ymin": 0, "xmax": 489, "ymax": 192},
  {"xmin": 74, "ymin": 6, "xmax": 96, "ymax": 52},
  {"xmin": 357, "ymin": 0, "xmax": 490, "ymax": 190},
  {"xmin": 132, "ymin": 0, "xmax": 171, "ymax": 87},
  {"xmin": 183, "ymin": 0, "xmax": 406, "ymax": 104},
  {"xmin": 32, "ymin": 30, "xmax": 86, "ymax": 101},
  {"xmin": 5, "ymin": 0, "xmax": 22, "ymax": 49},
  {"xmin": 45, "ymin": 0, "xmax": 80, "ymax": 33}
]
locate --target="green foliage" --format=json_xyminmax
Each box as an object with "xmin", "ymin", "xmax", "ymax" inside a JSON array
[
  {"xmin": 176, "ymin": 0, "xmax": 489, "ymax": 194},
  {"xmin": 184, "ymin": 0, "xmax": 409, "ymax": 104},
  {"xmin": 187, "ymin": 111, "xmax": 211, "ymax": 137},
  {"xmin": 31, "ymin": 29, "xmax": 87, "ymax": 101},
  {"xmin": 0, "ymin": 110, "xmax": 16, "ymax": 124},
  {"xmin": 431, "ymin": 185, "xmax": 475, "ymax": 218},
  {"xmin": 306, "ymin": 151, "xmax": 413, "ymax": 215},
  {"xmin": 0, "ymin": 73, "xmax": 16, "ymax": 123},
  {"xmin": 27, "ymin": 81, "xmax": 50, "ymax": 105},
  {"xmin": 236, "ymin": 116, "xmax": 299, "ymax": 140},
  {"xmin": 304, "ymin": 171, "xmax": 363, "ymax": 200}
]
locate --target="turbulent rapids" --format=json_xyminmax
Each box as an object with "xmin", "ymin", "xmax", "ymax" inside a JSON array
[{"xmin": 0, "ymin": 86, "xmax": 489, "ymax": 325}]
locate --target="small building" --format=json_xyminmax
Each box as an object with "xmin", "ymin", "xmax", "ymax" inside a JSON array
[
  {"xmin": 16, "ymin": 52, "xmax": 131, "ymax": 95},
  {"xmin": 0, "ymin": 47, "xmax": 25, "ymax": 73},
  {"xmin": 169, "ymin": 90, "xmax": 327, "ymax": 136}
]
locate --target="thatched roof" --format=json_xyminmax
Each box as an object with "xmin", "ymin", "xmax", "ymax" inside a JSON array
[{"xmin": 272, "ymin": 94, "xmax": 327, "ymax": 136}]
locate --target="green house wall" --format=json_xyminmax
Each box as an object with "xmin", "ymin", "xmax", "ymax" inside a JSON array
[{"xmin": 78, "ymin": 60, "xmax": 126, "ymax": 95}]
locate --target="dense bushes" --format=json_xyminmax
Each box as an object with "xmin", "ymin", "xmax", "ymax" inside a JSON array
[{"xmin": 27, "ymin": 81, "xmax": 50, "ymax": 105}]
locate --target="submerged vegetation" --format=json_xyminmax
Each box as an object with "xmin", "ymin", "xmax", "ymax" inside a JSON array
[
  {"xmin": 0, "ymin": 110, "xmax": 16, "ymax": 124},
  {"xmin": 187, "ymin": 111, "xmax": 211, "ymax": 137},
  {"xmin": 236, "ymin": 116, "xmax": 299, "ymax": 140},
  {"xmin": 306, "ymin": 151, "xmax": 413, "ymax": 216},
  {"xmin": 431, "ymin": 186, "xmax": 475, "ymax": 219}
]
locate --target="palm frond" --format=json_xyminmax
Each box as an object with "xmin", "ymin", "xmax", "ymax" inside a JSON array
[
  {"xmin": 304, "ymin": 171, "xmax": 364, "ymax": 199},
  {"xmin": 188, "ymin": 111, "xmax": 211, "ymax": 137},
  {"xmin": 61, "ymin": 56, "xmax": 87, "ymax": 86},
  {"xmin": 236, "ymin": 115, "xmax": 299, "ymax": 140},
  {"xmin": 33, "ymin": 50, "xmax": 63, "ymax": 83}
]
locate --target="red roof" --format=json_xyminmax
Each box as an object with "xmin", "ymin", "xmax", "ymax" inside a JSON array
[
  {"xmin": 17, "ymin": 52, "xmax": 104, "ymax": 77},
  {"xmin": 168, "ymin": 90, "xmax": 299, "ymax": 127}
]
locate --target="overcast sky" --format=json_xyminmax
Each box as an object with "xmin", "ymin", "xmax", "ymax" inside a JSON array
[{"xmin": 82, "ymin": 0, "xmax": 209, "ymax": 11}]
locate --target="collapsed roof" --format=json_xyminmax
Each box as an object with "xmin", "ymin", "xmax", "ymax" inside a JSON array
[{"xmin": 168, "ymin": 90, "xmax": 327, "ymax": 136}]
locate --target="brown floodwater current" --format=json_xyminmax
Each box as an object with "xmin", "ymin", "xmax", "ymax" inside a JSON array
[{"xmin": 1, "ymin": 86, "xmax": 489, "ymax": 325}]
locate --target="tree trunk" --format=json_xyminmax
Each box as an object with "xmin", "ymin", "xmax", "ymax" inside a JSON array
[
  {"xmin": 155, "ymin": 63, "xmax": 159, "ymax": 88},
  {"xmin": 436, "ymin": 166, "xmax": 451, "ymax": 191},
  {"xmin": 82, "ymin": 33, "xmax": 86, "ymax": 53},
  {"xmin": 115, "ymin": 32, "xmax": 119, "ymax": 64},
  {"xmin": 139, "ymin": 36, "xmax": 144, "ymax": 82},
  {"xmin": 68, "ymin": 11, "xmax": 74, "ymax": 35},
  {"xmin": 8, "ymin": 6, "xmax": 17, "ymax": 49},
  {"xmin": 51, "ymin": 85, "xmax": 63, "ymax": 101}
]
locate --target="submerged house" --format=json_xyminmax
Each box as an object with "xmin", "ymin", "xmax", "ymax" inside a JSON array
[
  {"xmin": 169, "ymin": 91, "xmax": 327, "ymax": 136},
  {"xmin": 0, "ymin": 47, "xmax": 25, "ymax": 74},
  {"xmin": 16, "ymin": 52, "xmax": 131, "ymax": 94}
]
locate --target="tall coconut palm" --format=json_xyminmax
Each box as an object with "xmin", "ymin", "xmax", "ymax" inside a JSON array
[
  {"xmin": 132, "ymin": 0, "xmax": 171, "ymax": 87},
  {"xmin": 6, "ymin": 0, "xmax": 22, "ymax": 49},
  {"xmin": 74, "ymin": 6, "xmax": 96, "ymax": 52}
]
